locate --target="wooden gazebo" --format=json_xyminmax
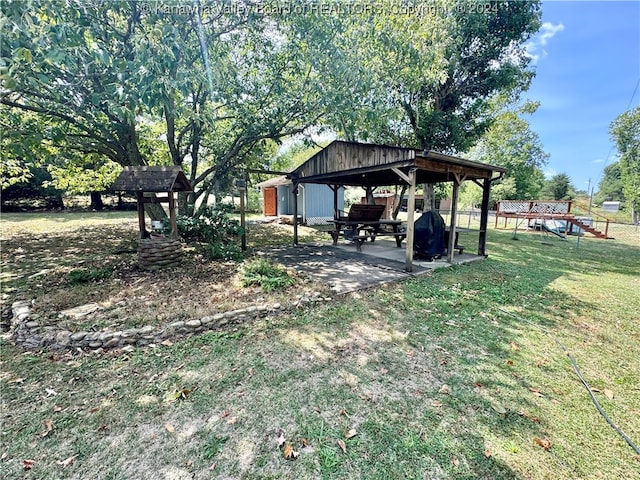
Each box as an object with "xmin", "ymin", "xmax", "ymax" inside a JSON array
[
  {"xmin": 111, "ymin": 166, "xmax": 192, "ymax": 270},
  {"xmin": 288, "ymin": 141, "xmax": 506, "ymax": 272}
]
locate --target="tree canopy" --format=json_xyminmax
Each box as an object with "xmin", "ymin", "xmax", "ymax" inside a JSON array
[
  {"xmin": 610, "ymin": 106, "xmax": 640, "ymax": 223},
  {"xmin": 2, "ymin": 0, "xmax": 544, "ymax": 213}
]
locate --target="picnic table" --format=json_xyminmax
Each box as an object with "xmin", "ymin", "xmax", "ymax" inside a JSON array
[{"xmin": 327, "ymin": 204, "xmax": 406, "ymax": 252}]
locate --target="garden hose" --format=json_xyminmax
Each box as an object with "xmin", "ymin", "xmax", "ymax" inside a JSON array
[{"xmin": 497, "ymin": 308, "xmax": 640, "ymax": 457}]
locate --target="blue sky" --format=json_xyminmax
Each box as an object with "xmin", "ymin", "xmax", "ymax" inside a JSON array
[{"xmin": 525, "ymin": 0, "xmax": 640, "ymax": 194}]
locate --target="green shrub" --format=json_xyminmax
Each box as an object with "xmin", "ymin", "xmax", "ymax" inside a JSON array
[
  {"xmin": 177, "ymin": 204, "xmax": 244, "ymax": 261},
  {"xmin": 240, "ymin": 258, "xmax": 295, "ymax": 292},
  {"xmin": 67, "ymin": 267, "xmax": 113, "ymax": 285}
]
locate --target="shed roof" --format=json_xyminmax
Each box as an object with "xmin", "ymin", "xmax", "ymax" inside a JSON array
[
  {"xmin": 290, "ymin": 140, "xmax": 506, "ymax": 186},
  {"xmin": 111, "ymin": 166, "xmax": 192, "ymax": 192},
  {"xmin": 256, "ymin": 175, "xmax": 291, "ymax": 188}
]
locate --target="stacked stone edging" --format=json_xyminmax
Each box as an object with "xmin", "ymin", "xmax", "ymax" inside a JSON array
[
  {"xmin": 138, "ymin": 237, "xmax": 182, "ymax": 270},
  {"xmin": 9, "ymin": 292, "xmax": 326, "ymax": 351}
]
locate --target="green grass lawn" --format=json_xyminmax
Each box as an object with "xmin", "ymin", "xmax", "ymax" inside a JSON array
[{"xmin": 1, "ymin": 214, "xmax": 639, "ymax": 479}]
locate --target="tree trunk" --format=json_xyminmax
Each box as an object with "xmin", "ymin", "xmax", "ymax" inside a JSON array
[
  {"xmin": 392, "ymin": 185, "xmax": 407, "ymax": 220},
  {"xmin": 90, "ymin": 191, "xmax": 104, "ymax": 210},
  {"xmin": 422, "ymin": 183, "xmax": 436, "ymax": 212},
  {"xmin": 365, "ymin": 186, "xmax": 376, "ymax": 204}
]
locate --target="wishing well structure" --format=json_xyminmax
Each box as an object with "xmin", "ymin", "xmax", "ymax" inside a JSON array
[{"xmin": 111, "ymin": 166, "xmax": 192, "ymax": 270}]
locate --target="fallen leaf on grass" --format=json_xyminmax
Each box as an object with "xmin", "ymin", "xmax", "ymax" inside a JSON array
[
  {"xmin": 160, "ymin": 340, "xmax": 174, "ymax": 347},
  {"xmin": 23, "ymin": 460, "xmax": 35, "ymax": 470},
  {"xmin": 40, "ymin": 419, "xmax": 54, "ymax": 437},
  {"xmin": 484, "ymin": 448, "xmax": 492, "ymax": 458},
  {"xmin": 452, "ymin": 456, "xmax": 460, "ymax": 467},
  {"xmin": 45, "ymin": 388, "xmax": 58, "ymax": 397},
  {"xmin": 438, "ymin": 384, "xmax": 450, "ymax": 395},
  {"xmin": 57, "ymin": 454, "xmax": 78, "ymax": 468},
  {"xmin": 439, "ymin": 357, "xmax": 448, "ymax": 366},
  {"xmin": 172, "ymin": 388, "xmax": 192, "ymax": 401},
  {"xmin": 345, "ymin": 428, "xmax": 357, "ymax": 439},
  {"xmin": 506, "ymin": 359, "xmax": 514, "ymax": 366},
  {"xmin": 276, "ymin": 429, "xmax": 286, "ymax": 448},
  {"xmin": 510, "ymin": 342, "xmax": 520, "ymax": 351},
  {"xmin": 8, "ymin": 377, "xmax": 24, "ymax": 384},
  {"xmin": 528, "ymin": 387, "xmax": 544, "ymax": 397},
  {"xmin": 337, "ymin": 439, "xmax": 347, "ymax": 453},
  {"xmin": 300, "ymin": 438, "xmax": 308, "ymax": 447},
  {"xmin": 431, "ymin": 400, "xmax": 443, "ymax": 407},
  {"xmin": 603, "ymin": 388, "xmax": 615, "ymax": 400},
  {"xmin": 534, "ymin": 437, "xmax": 552, "ymax": 450},
  {"xmin": 97, "ymin": 424, "xmax": 107, "ymax": 432},
  {"xmin": 283, "ymin": 443, "xmax": 299, "ymax": 460},
  {"xmin": 517, "ymin": 411, "xmax": 540, "ymax": 423},
  {"xmin": 165, "ymin": 424, "xmax": 175, "ymax": 433},
  {"xmin": 53, "ymin": 405, "xmax": 63, "ymax": 413}
]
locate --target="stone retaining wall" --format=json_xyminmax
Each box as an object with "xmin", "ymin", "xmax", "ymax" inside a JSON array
[{"xmin": 9, "ymin": 296, "xmax": 323, "ymax": 351}]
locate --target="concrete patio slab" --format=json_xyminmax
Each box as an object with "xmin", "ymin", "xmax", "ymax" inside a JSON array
[{"xmin": 260, "ymin": 239, "xmax": 485, "ymax": 294}]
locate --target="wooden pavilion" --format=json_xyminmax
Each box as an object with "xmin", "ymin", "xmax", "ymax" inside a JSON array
[{"xmin": 287, "ymin": 141, "xmax": 507, "ymax": 272}]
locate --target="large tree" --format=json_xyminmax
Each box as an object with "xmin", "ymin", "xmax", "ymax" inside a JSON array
[
  {"xmin": 595, "ymin": 162, "xmax": 625, "ymax": 205},
  {"xmin": 610, "ymin": 107, "xmax": 640, "ymax": 223},
  {"xmin": 542, "ymin": 173, "xmax": 574, "ymax": 201},
  {"xmin": 467, "ymin": 100, "xmax": 548, "ymax": 200},
  {"xmin": 1, "ymin": 1, "xmax": 327, "ymax": 215}
]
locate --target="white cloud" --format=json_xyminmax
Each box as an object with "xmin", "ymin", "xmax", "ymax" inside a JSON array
[
  {"xmin": 591, "ymin": 158, "xmax": 605, "ymax": 164},
  {"xmin": 525, "ymin": 22, "xmax": 565, "ymax": 64},
  {"xmin": 543, "ymin": 167, "xmax": 558, "ymax": 179}
]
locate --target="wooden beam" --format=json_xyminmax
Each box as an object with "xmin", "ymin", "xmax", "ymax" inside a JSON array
[
  {"xmin": 292, "ymin": 183, "xmax": 299, "ymax": 245},
  {"xmin": 415, "ymin": 158, "xmax": 491, "ymax": 180},
  {"xmin": 405, "ymin": 168, "xmax": 417, "ymax": 272},
  {"xmin": 239, "ymin": 187, "xmax": 247, "ymax": 251},
  {"xmin": 136, "ymin": 191, "xmax": 147, "ymax": 239},
  {"xmin": 478, "ymin": 178, "xmax": 491, "ymax": 256},
  {"xmin": 167, "ymin": 191, "xmax": 178, "ymax": 240},
  {"xmin": 447, "ymin": 174, "xmax": 461, "ymax": 263},
  {"xmin": 330, "ymin": 185, "xmax": 340, "ymax": 219},
  {"xmin": 391, "ymin": 167, "xmax": 411, "ymax": 184}
]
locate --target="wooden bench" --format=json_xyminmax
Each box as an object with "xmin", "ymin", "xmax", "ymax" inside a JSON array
[{"xmin": 328, "ymin": 204, "xmax": 386, "ymax": 245}]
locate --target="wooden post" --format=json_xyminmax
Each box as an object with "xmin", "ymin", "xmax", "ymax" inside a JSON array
[
  {"xmin": 447, "ymin": 174, "xmax": 461, "ymax": 263},
  {"xmin": 405, "ymin": 169, "xmax": 417, "ymax": 272},
  {"xmin": 136, "ymin": 191, "xmax": 147, "ymax": 239},
  {"xmin": 331, "ymin": 185, "xmax": 339, "ymax": 220},
  {"xmin": 167, "ymin": 191, "xmax": 178, "ymax": 239},
  {"xmin": 239, "ymin": 188, "xmax": 247, "ymax": 251},
  {"xmin": 478, "ymin": 178, "xmax": 491, "ymax": 256},
  {"xmin": 292, "ymin": 183, "xmax": 299, "ymax": 245}
]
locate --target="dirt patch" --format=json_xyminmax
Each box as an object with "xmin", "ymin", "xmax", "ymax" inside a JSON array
[{"xmin": 1, "ymin": 218, "xmax": 330, "ymax": 334}]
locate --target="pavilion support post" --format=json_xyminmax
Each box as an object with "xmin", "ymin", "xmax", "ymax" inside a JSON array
[
  {"xmin": 167, "ymin": 191, "xmax": 178, "ymax": 239},
  {"xmin": 331, "ymin": 185, "xmax": 339, "ymax": 220},
  {"xmin": 292, "ymin": 183, "xmax": 299, "ymax": 246},
  {"xmin": 405, "ymin": 169, "xmax": 417, "ymax": 272},
  {"xmin": 447, "ymin": 174, "xmax": 462, "ymax": 263},
  {"xmin": 478, "ymin": 178, "xmax": 491, "ymax": 256},
  {"xmin": 136, "ymin": 191, "xmax": 147, "ymax": 239}
]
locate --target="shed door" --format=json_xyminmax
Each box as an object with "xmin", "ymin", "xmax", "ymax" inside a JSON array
[{"xmin": 264, "ymin": 187, "xmax": 277, "ymax": 216}]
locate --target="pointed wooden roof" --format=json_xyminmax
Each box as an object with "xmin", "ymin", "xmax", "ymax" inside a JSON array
[
  {"xmin": 111, "ymin": 166, "xmax": 192, "ymax": 192},
  {"xmin": 290, "ymin": 140, "xmax": 506, "ymax": 186}
]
